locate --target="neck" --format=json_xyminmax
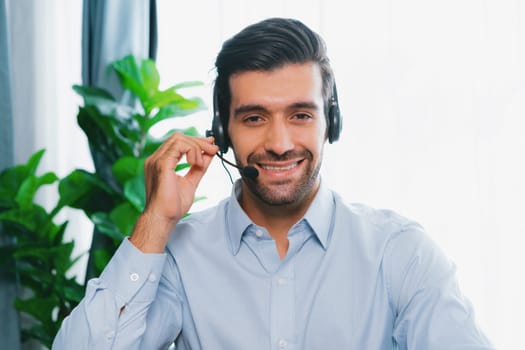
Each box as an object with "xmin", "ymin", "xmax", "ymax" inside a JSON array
[{"xmin": 239, "ymin": 181, "xmax": 320, "ymax": 240}]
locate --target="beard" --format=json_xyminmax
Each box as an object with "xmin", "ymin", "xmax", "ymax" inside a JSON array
[{"xmin": 239, "ymin": 149, "xmax": 322, "ymax": 206}]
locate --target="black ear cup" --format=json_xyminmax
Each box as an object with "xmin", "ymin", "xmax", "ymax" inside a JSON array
[
  {"xmin": 327, "ymin": 90, "xmax": 342, "ymax": 143},
  {"xmin": 209, "ymin": 85, "xmax": 230, "ymax": 153}
]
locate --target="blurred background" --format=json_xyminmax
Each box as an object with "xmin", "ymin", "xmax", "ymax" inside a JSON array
[{"xmin": 1, "ymin": 0, "xmax": 524, "ymax": 349}]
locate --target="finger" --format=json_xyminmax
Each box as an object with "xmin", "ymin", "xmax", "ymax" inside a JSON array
[
  {"xmin": 147, "ymin": 134, "xmax": 218, "ymax": 176},
  {"xmin": 182, "ymin": 136, "xmax": 219, "ymax": 168},
  {"xmin": 153, "ymin": 133, "xmax": 197, "ymax": 159},
  {"xmin": 195, "ymin": 136, "xmax": 220, "ymax": 155},
  {"xmin": 160, "ymin": 136, "xmax": 205, "ymax": 168},
  {"xmin": 184, "ymin": 152, "xmax": 215, "ymax": 188}
]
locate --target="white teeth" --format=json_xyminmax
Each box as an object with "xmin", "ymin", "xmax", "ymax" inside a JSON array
[{"xmin": 261, "ymin": 162, "xmax": 298, "ymax": 171}]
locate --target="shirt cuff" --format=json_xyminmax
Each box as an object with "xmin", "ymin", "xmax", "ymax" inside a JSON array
[{"xmin": 99, "ymin": 237, "xmax": 167, "ymax": 304}]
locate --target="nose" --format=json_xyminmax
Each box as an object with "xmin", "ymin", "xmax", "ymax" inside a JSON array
[{"xmin": 264, "ymin": 119, "xmax": 294, "ymax": 155}]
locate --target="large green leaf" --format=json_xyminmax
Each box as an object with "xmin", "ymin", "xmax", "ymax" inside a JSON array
[
  {"xmin": 143, "ymin": 89, "xmax": 185, "ymax": 116},
  {"xmin": 112, "ymin": 55, "xmax": 146, "ymax": 98},
  {"xmin": 92, "ymin": 248, "xmax": 112, "ymax": 272},
  {"xmin": 16, "ymin": 265, "xmax": 53, "ymax": 292},
  {"xmin": 0, "ymin": 149, "xmax": 47, "ymax": 209},
  {"xmin": 146, "ymin": 97, "xmax": 206, "ymax": 130},
  {"xmin": 77, "ymin": 104, "xmax": 140, "ymax": 160},
  {"xmin": 0, "ymin": 165, "xmax": 27, "ymax": 196},
  {"xmin": 13, "ymin": 241, "xmax": 72, "ymax": 263},
  {"xmin": 63, "ymin": 279, "xmax": 86, "ymax": 303},
  {"xmin": 15, "ymin": 295, "xmax": 57, "ymax": 325},
  {"xmin": 0, "ymin": 165, "xmax": 27, "ymax": 211},
  {"xmin": 77, "ymin": 106, "xmax": 121, "ymax": 165},
  {"xmin": 112, "ymin": 157, "xmax": 145, "ymax": 186},
  {"xmin": 25, "ymin": 149, "xmax": 46, "ymax": 176},
  {"xmin": 109, "ymin": 201, "xmax": 141, "ymax": 236},
  {"xmin": 139, "ymin": 59, "xmax": 160, "ymax": 99},
  {"xmin": 72, "ymin": 84, "xmax": 116, "ymax": 103},
  {"xmin": 112, "ymin": 55, "xmax": 160, "ymax": 104},
  {"xmin": 15, "ymin": 172, "xmax": 58, "ymax": 210},
  {"xmin": 48, "ymin": 221, "xmax": 68, "ymax": 249},
  {"xmin": 0, "ymin": 205, "xmax": 52, "ymax": 234},
  {"xmin": 21, "ymin": 323, "xmax": 55, "ymax": 349},
  {"xmin": 123, "ymin": 176, "xmax": 146, "ymax": 212},
  {"xmin": 90, "ymin": 212, "xmax": 126, "ymax": 242},
  {"xmin": 58, "ymin": 169, "xmax": 116, "ymax": 215},
  {"xmin": 53, "ymin": 242, "xmax": 76, "ymax": 275}
]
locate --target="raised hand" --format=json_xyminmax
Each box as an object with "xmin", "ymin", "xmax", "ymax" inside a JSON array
[{"xmin": 130, "ymin": 133, "xmax": 219, "ymax": 253}]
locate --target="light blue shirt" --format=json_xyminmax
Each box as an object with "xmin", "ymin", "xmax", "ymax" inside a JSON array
[{"xmin": 53, "ymin": 181, "xmax": 494, "ymax": 349}]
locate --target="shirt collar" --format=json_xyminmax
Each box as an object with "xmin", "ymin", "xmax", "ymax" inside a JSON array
[
  {"xmin": 301, "ymin": 180, "xmax": 334, "ymax": 250},
  {"xmin": 226, "ymin": 180, "xmax": 335, "ymax": 255},
  {"xmin": 226, "ymin": 182, "xmax": 253, "ymax": 255}
]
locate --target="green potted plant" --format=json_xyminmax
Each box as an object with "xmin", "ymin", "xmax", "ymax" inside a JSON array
[
  {"xmin": 67, "ymin": 54, "xmax": 206, "ymax": 279},
  {"xmin": 0, "ymin": 54, "xmax": 207, "ymax": 348},
  {"xmin": 0, "ymin": 149, "xmax": 84, "ymax": 348}
]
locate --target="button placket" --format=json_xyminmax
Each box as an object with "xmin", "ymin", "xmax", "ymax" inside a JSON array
[{"xmin": 270, "ymin": 263, "xmax": 295, "ymax": 349}]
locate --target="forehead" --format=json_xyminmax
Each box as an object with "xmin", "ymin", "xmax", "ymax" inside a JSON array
[{"xmin": 228, "ymin": 62, "xmax": 324, "ymax": 108}]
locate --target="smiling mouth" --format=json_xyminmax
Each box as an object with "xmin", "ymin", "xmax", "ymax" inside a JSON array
[{"xmin": 259, "ymin": 160, "xmax": 302, "ymax": 171}]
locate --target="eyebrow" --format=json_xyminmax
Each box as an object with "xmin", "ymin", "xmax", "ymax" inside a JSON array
[{"xmin": 233, "ymin": 101, "xmax": 320, "ymax": 119}]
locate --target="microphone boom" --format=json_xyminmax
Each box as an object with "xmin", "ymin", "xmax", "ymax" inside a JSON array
[{"xmin": 215, "ymin": 152, "xmax": 259, "ymax": 180}]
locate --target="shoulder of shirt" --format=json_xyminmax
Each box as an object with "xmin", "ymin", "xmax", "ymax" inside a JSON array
[
  {"xmin": 332, "ymin": 192, "xmax": 448, "ymax": 291},
  {"xmin": 333, "ymin": 192, "xmax": 450, "ymax": 286},
  {"xmin": 331, "ymin": 191, "xmax": 429, "ymax": 248},
  {"xmin": 180, "ymin": 200, "xmax": 226, "ymax": 226},
  {"xmin": 165, "ymin": 198, "xmax": 229, "ymax": 251}
]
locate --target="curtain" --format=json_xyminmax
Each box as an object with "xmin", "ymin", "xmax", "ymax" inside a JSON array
[
  {"xmin": 81, "ymin": 0, "xmax": 157, "ymax": 281},
  {"xmin": 0, "ymin": 0, "xmax": 21, "ymax": 348},
  {"xmin": 82, "ymin": 0, "xmax": 157, "ymax": 92}
]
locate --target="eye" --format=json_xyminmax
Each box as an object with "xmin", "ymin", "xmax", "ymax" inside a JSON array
[
  {"xmin": 243, "ymin": 115, "xmax": 264, "ymax": 124},
  {"xmin": 292, "ymin": 113, "xmax": 313, "ymax": 121}
]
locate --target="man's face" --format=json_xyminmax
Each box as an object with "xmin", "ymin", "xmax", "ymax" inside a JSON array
[{"xmin": 227, "ymin": 62, "xmax": 327, "ymax": 206}]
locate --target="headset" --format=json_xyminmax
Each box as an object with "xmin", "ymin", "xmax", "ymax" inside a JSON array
[
  {"xmin": 205, "ymin": 80, "xmax": 342, "ymax": 180},
  {"xmin": 207, "ymin": 82, "xmax": 342, "ymax": 154}
]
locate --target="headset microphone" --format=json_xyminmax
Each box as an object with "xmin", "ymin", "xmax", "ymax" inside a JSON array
[
  {"xmin": 214, "ymin": 152, "xmax": 259, "ymax": 180},
  {"xmin": 206, "ymin": 128, "xmax": 259, "ymax": 180}
]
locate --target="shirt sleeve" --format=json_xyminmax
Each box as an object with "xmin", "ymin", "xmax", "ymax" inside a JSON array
[
  {"xmin": 52, "ymin": 238, "xmax": 183, "ymax": 350},
  {"xmin": 386, "ymin": 223, "xmax": 495, "ymax": 350}
]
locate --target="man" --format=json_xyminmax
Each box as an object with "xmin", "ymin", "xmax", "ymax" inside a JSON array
[{"xmin": 53, "ymin": 18, "xmax": 494, "ymax": 349}]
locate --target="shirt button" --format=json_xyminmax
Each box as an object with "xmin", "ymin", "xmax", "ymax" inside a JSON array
[
  {"xmin": 255, "ymin": 229, "xmax": 263, "ymax": 237},
  {"xmin": 148, "ymin": 273, "xmax": 156, "ymax": 282},
  {"xmin": 130, "ymin": 273, "xmax": 139, "ymax": 282},
  {"xmin": 278, "ymin": 277, "xmax": 287, "ymax": 286},
  {"xmin": 278, "ymin": 339, "xmax": 287, "ymax": 349},
  {"xmin": 106, "ymin": 330, "xmax": 115, "ymax": 340}
]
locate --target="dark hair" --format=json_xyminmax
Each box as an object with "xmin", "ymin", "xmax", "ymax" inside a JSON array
[{"xmin": 214, "ymin": 17, "xmax": 334, "ymax": 138}]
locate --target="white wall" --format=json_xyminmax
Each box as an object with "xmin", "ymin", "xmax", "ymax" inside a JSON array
[{"xmin": 155, "ymin": 1, "xmax": 525, "ymax": 349}]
